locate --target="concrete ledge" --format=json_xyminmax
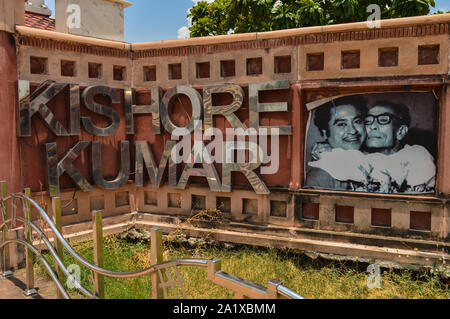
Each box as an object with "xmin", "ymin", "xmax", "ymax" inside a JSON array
[
  {"xmin": 132, "ymin": 14, "xmax": 450, "ymax": 50},
  {"xmin": 15, "ymin": 25, "xmax": 131, "ymax": 49}
]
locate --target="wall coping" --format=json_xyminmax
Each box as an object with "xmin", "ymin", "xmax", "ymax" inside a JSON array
[
  {"xmin": 15, "ymin": 25, "xmax": 131, "ymax": 50},
  {"xmin": 132, "ymin": 13, "xmax": 450, "ymax": 50},
  {"xmin": 16, "ymin": 14, "xmax": 450, "ymax": 53}
]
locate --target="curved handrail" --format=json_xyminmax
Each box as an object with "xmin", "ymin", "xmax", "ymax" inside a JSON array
[
  {"xmin": 0, "ymin": 239, "xmax": 70, "ymax": 299},
  {"xmin": 15, "ymin": 216, "xmax": 97, "ymax": 299},
  {"xmin": 0, "ymin": 193, "xmax": 305, "ymax": 299}
]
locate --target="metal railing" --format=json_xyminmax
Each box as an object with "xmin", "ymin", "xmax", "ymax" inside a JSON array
[{"xmin": 0, "ymin": 181, "xmax": 305, "ymax": 299}]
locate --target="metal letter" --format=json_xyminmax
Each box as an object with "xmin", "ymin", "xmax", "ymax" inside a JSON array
[
  {"xmin": 203, "ymin": 84, "xmax": 246, "ymax": 130},
  {"xmin": 161, "ymin": 86, "xmax": 202, "ymax": 134},
  {"xmin": 92, "ymin": 141, "xmax": 130, "ymax": 190},
  {"xmin": 19, "ymin": 81, "xmax": 69, "ymax": 137},
  {"xmin": 135, "ymin": 140, "xmax": 177, "ymax": 188},
  {"xmin": 69, "ymin": 84, "xmax": 81, "ymax": 136},
  {"xmin": 46, "ymin": 142, "xmax": 93, "ymax": 197},
  {"xmin": 249, "ymin": 81, "xmax": 292, "ymax": 135},
  {"xmin": 125, "ymin": 87, "xmax": 163, "ymax": 135},
  {"xmin": 81, "ymin": 86, "xmax": 121, "ymax": 136},
  {"xmin": 176, "ymin": 142, "xmax": 222, "ymax": 192}
]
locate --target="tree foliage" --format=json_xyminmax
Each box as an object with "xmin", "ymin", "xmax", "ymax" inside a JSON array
[{"xmin": 188, "ymin": 0, "xmax": 439, "ymax": 37}]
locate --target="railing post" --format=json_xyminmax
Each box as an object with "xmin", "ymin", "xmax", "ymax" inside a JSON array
[
  {"xmin": 52, "ymin": 197, "xmax": 65, "ymax": 299},
  {"xmin": 0, "ymin": 181, "xmax": 12, "ymax": 279},
  {"xmin": 23, "ymin": 188, "xmax": 37, "ymax": 297},
  {"xmin": 266, "ymin": 279, "xmax": 282, "ymax": 299},
  {"xmin": 92, "ymin": 210, "xmax": 105, "ymax": 299},
  {"xmin": 150, "ymin": 227, "xmax": 163, "ymax": 299}
]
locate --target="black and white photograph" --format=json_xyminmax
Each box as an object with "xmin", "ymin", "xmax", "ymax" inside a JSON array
[{"xmin": 304, "ymin": 92, "xmax": 438, "ymax": 194}]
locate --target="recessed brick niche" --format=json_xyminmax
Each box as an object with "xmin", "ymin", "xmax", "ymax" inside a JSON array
[
  {"xmin": 410, "ymin": 211, "xmax": 431, "ymax": 231},
  {"xmin": 216, "ymin": 197, "xmax": 231, "ymax": 214},
  {"xmin": 61, "ymin": 60, "xmax": 76, "ymax": 77},
  {"xmin": 220, "ymin": 60, "xmax": 235, "ymax": 77},
  {"xmin": 144, "ymin": 191, "xmax": 158, "ymax": 206},
  {"xmin": 274, "ymin": 56, "xmax": 291, "ymax": 74},
  {"xmin": 247, "ymin": 57, "xmax": 263, "ymax": 75},
  {"xmin": 115, "ymin": 191, "xmax": 129, "ymax": 208},
  {"xmin": 62, "ymin": 199, "xmax": 77, "ymax": 216},
  {"xmin": 270, "ymin": 200, "xmax": 287, "ymax": 217},
  {"xmin": 306, "ymin": 53, "xmax": 324, "ymax": 71},
  {"xmin": 192, "ymin": 194, "xmax": 206, "ymax": 211},
  {"xmin": 196, "ymin": 62, "xmax": 210, "ymax": 78},
  {"xmin": 143, "ymin": 65, "xmax": 156, "ymax": 81},
  {"xmin": 371, "ymin": 208, "xmax": 391, "ymax": 227},
  {"xmin": 341, "ymin": 50, "xmax": 360, "ymax": 69},
  {"xmin": 379, "ymin": 47, "xmax": 398, "ymax": 67},
  {"xmin": 301, "ymin": 202, "xmax": 319, "ymax": 220},
  {"xmin": 113, "ymin": 65, "xmax": 126, "ymax": 81},
  {"xmin": 335, "ymin": 205, "xmax": 354, "ymax": 223},
  {"xmin": 30, "ymin": 56, "xmax": 48, "ymax": 75},
  {"xmin": 168, "ymin": 63, "xmax": 182, "ymax": 80},
  {"xmin": 90, "ymin": 195, "xmax": 104, "ymax": 211},
  {"xmin": 88, "ymin": 62, "xmax": 102, "ymax": 79},
  {"xmin": 418, "ymin": 45, "xmax": 440, "ymax": 65},
  {"xmin": 243, "ymin": 198, "xmax": 258, "ymax": 215}
]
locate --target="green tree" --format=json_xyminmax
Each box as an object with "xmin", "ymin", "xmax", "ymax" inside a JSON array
[{"xmin": 188, "ymin": 0, "xmax": 437, "ymax": 37}]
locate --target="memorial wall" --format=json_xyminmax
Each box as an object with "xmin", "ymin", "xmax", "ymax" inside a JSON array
[{"xmin": 0, "ymin": 1, "xmax": 449, "ymax": 267}]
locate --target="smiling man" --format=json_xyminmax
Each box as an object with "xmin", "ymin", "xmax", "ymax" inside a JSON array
[{"xmin": 306, "ymin": 96, "xmax": 367, "ymax": 190}]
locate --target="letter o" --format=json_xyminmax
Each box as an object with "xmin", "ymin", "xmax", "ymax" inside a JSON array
[{"xmin": 160, "ymin": 86, "xmax": 202, "ymax": 134}]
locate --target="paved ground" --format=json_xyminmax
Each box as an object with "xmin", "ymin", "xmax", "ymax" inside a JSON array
[{"xmin": 0, "ymin": 269, "xmax": 56, "ymax": 299}]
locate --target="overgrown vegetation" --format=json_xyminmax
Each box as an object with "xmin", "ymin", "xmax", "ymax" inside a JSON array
[{"xmin": 36, "ymin": 229, "xmax": 449, "ymax": 299}]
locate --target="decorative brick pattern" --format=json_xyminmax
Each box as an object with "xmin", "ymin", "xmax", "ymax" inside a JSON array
[{"xmin": 134, "ymin": 24, "xmax": 449, "ymax": 59}]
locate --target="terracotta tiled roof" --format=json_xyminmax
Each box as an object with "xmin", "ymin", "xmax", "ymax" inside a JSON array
[{"xmin": 25, "ymin": 12, "xmax": 55, "ymax": 31}]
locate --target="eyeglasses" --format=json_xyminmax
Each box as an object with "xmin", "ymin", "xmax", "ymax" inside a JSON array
[{"xmin": 364, "ymin": 113, "xmax": 401, "ymax": 126}]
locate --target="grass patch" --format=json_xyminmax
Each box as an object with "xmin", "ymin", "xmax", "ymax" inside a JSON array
[{"xmin": 36, "ymin": 233, "xmax": 449, "ymax": 299}]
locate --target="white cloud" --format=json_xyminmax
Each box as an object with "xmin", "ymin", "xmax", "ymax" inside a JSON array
[
  {"xmin": 177, "ymin": 26, "xmax": 191, "ymax": 39},
  {"xmin": 177, "ymin": 0, "xmax": 215, "ymax": 39}
]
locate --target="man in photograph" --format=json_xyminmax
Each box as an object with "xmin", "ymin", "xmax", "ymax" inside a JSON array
[
  {"xmin": 306, "ymin": 97, "xmax": 436, "ymax": 193},
  {"xmin": 306, "ymin": 96, "xmax": 367, "ymax": 190}
]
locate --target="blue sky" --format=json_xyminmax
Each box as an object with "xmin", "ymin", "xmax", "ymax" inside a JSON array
[{"xmin": 45, "ymin": 0, "xmax": 449, "ymax": 43}]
